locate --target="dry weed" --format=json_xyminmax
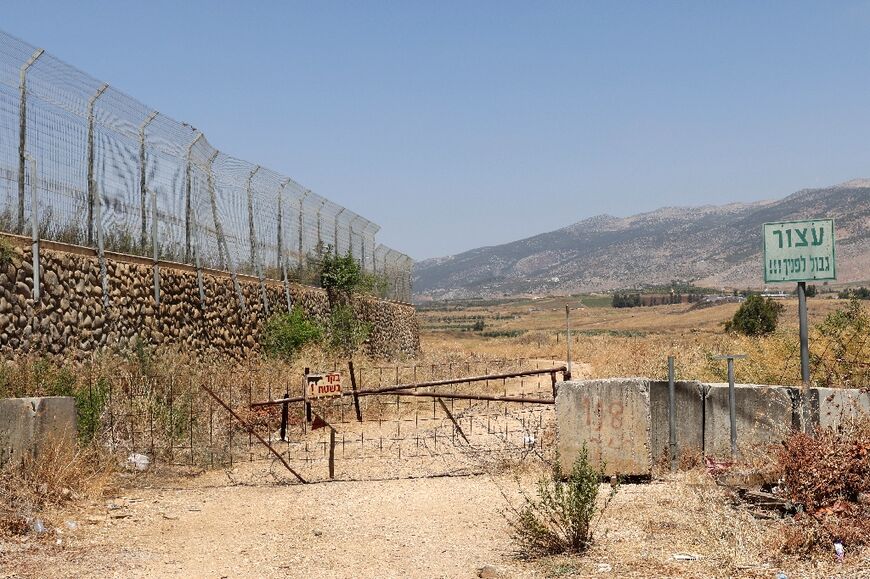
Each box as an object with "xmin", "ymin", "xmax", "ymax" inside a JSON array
[
  {"xmin": 773, "ymin": 414, "xmax": 870, "ymax": 557},
  {"xmin": 688, "ymin": 485, "xmax": 771, "ymax": 572},
  {"xmin": 0, "ymin": 436, "xmax": 116, "ymax": 536}
]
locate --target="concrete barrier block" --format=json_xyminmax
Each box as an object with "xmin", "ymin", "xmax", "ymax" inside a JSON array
[
  {"xmin": 556, "ymin": 379, "xmax": 651, "ymax": 477},
  {"xmin": 0, "ymin": 396, "xmax": 77, "ymax": 465},
  {"xmin": 811, "ymin": 387, "xmax": 870, "ymax": 430},
  {"xmin": 649, "ymin": 381, "xmax": 705, "ymax": 466},
  {"xmin": 703, "ymin": 384, "xmax": 796, "ymax": 458}
]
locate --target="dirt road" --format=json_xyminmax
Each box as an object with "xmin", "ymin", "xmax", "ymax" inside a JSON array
[
  {"xmin": 6, "ymin": 471, "xmax": 539, "ymax": 578},
  {"xmin": 4, "ymin": 469, "xmax": 868, "ymax": 578}
]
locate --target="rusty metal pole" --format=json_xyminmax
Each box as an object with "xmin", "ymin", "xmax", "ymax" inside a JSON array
[
  {"xmin": 279, "ymin": 390, "xmax": 289, "ymax": 441},
  {"xmin": 200, "ymin": 384, "xmax": 306, "ymax": 483},
  {"xmin": 349, "ymin": 360, "xmax": 362, "ymax": 422},
  {"xmin": 328, "ymin": 427, "xmax": 336, "ymax": 479}
]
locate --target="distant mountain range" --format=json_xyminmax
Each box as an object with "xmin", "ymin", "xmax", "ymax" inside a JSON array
[{"xmin": 413, "ymin": 180, "xmax": 870, "ymax": 300}]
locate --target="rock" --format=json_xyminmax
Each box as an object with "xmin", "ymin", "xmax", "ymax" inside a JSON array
[
  {"xmin": 478, "ymin": 565, "xmax": 502, "ymax": 578},
  {"xmin": 43, "ymin": 269, "xmax": 59, "ymax": 288}
]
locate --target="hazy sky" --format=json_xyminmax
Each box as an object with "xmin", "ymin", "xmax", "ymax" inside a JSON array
[{"xmin": 5, "ymin": 2, "xmax": 870, "ymax": 259}]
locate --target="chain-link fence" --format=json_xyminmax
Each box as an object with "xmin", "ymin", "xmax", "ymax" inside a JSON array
[{"xmin": 0, "ymin": 29, "xmax": 412, "ymax": 302}]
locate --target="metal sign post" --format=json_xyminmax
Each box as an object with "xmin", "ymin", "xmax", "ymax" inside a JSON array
[{"xmin": 763, "ymin": 219, "xmax": 836, "ymax": 433}]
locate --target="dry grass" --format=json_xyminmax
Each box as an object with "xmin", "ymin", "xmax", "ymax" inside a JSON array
[
  {"xmin": 420, "ymin": 298, "xmax": 869, "ymax": 388},
  {"xmin": 0, "ymin": 436, "xmax": 116, "ymax": 537}
]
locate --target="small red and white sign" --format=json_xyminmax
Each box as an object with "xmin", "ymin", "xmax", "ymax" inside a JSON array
[{"xmin": 306, "ymin": 372, "xmax": 343, "ymax": 398}]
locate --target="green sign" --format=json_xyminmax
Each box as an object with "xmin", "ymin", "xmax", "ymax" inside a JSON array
[{"xmin": 763, "ymin": 219, "xmax": 836, "ymax": 283}]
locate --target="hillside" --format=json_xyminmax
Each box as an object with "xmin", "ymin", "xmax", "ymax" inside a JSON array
[{"xmin": 413, "ymin": 180, "xmax": 870, "ymax": 300}]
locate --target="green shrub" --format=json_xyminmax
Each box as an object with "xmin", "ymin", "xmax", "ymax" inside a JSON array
[
  {"xmin": 320, "ymin": 250, "xmax": 363, "ymax": 305},
  {"xmin": 506, "ymin": 446, "xmax": 617, "ymax": 557},
  {"xmin": 325, "ymin": 303, "xmax": 371, "ymax": 356},
  {"xmin": 261, "ymin": 307, "xmax": 323, "ymax": 361},
  {"xmin": 76, "ymin": 377, "xmax": 109, "ymax": 440},
  {"xmin": 725, "ymin": 294, "xmax": 784, "ymax": 335},
  {"xmin": 0, "ymin": 236, "xmax": 15, "ymax": 265}
]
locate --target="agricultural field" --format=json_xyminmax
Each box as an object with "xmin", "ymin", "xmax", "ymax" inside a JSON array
[{"xmin": 419, "ymin": 293, "xmax": 864, "ymax": 389}]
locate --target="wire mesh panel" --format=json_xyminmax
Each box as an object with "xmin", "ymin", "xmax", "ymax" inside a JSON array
[
  {"xmin": 83, "ymin": 358, "xmax": 556, "ymax": 482},
  {"xmin": 0, "ymin": 28, "xmax": 411, "ymax": 293}
]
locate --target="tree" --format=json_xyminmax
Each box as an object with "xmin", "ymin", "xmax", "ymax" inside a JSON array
[
  {"xmin": 320, "ymin": 250, "xmax": 364, "ymax": 306},
  {"xmin": 725, "ymin": 295, "xmax": 784, "ymax": 335}
]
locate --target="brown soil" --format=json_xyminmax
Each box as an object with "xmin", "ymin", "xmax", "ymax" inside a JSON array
[{"xmin": 3, "ymin": 468, "xmax": 869, "ymax": 578}]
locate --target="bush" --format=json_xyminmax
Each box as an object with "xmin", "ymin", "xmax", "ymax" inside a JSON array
[
  {"xmin": 775, "ymin": 416, "xmax": 870, "ymax": 556},
  {"xmin": 725, "ymin": 294, "xmax": 783, "ymax": 335},
  {"xmin": 506, "ymin": 446, "xmax": 617, "ymax": 557},
  {"xmin": 261, "ymin": 307, "xmax": 323, "ymax": 361},
  {"xmin": 0, "ymin": 236, "xmax": 15, "ymax": 265},
  {"xmin": 812, "ymin": 299, "xmax": 869, "ymax": 389},
  {"xmin": 320, "ymin": 250, "xmax": 363, "ymax": 305},
  {"xmin": 324, "ymin": 303, "xmax": 371, "ymax": 356}
]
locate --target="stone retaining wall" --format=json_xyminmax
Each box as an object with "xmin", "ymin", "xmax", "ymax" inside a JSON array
[{"xmin": 0, "ymin": 235, "xmax": 419, "ymax": 360}]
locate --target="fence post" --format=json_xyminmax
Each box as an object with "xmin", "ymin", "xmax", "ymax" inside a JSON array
[
  {"xmin": 329, "ymin": 427, "xmax": 336, "ymax": 479},
  {"xmin": 26, "ymin": 155, "xmax": 39, "ymax": 303},
  {"xmin": 86, "ymin": 83, "xmax": 109, "ymax": 246},
  {"xmin": 713, "ymin": 354, "xmax": 745, "ymax": 460},
  {"xmin": 334, "ymin": 207, "xmax": 345, "ymax": 254},
  {"xmin": 277, "ymin": 179, "xmax": 288, "ymax": 271},
  {"xmin": 280, "ymin": 389, "xmax": 289, "ymax": 441},
  {"xmin": 151, "ymin": 189, "xmax": 160, "ymax": 306},
  {"xmin": 184, "ymin": 132, "xmax": 203, "ymax": 263},
  {"xmin": 94, "ymin": 182, "xmax": 109, "ymax": 308},
  {"xmin": 668, "ymin": 355, "xmax": 676, "ymax": 472},
  {"xmin": 278, "ymin": 180, "xmax": 292, "ymax": 312},
  {"xmin": 245, "ymin": 165, "xmax": 261, "ymax": 269},
  {"xmin": 17, "ymin": 48, "xmax": 43, "ymax": 235},
  {"xmin": 565, "ymin": 305, "xmax": 572, "ymax": 379},
  {"xmin": 138, "ymin": 111, "xmax": 159, "ymax": 251},
  {"xmin": 298, "ymin": 191, "xmax": 308, "ymax": 269},
  {"xmin": 193, "ymin": 210, "xmax": 206, "ymax": 310},
  {"xmin": 204, "ymin": 150, "xmax": 228, "ymax": 269},
  {"xmin": 244, "ymin": 166, "xmax": 269, "ymax": 314},
  {"xmin": 316, "ymin": 199, "xmax": 326, "ymax": 248},
  {"xmin": 349, "ymin": 215, "xmax": 362, "ymax": 260},
  {"xmin": 727, "ymin": 357, "xmax": 736, "ymax": 458}
]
